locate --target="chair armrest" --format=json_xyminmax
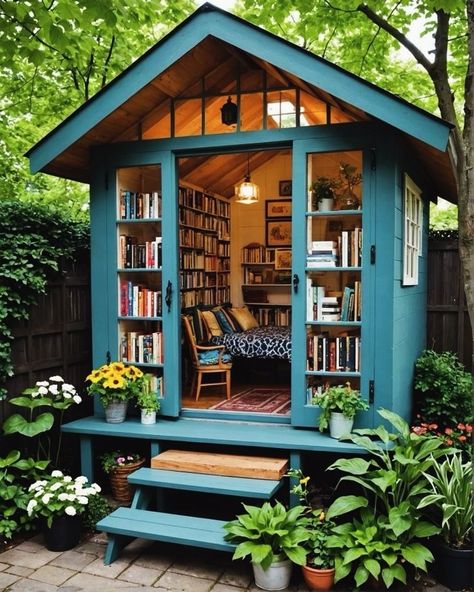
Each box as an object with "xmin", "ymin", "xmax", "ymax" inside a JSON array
[{"xmin": 195, "ymin": 344, "xmax": 225, "ymax": 351}]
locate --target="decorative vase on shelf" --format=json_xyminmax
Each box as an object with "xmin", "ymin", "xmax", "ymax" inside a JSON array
[
  {"xmin": 337, "ymin": 189, "xmax": 359, "ymax": 210},
  {"xmin": 104, "ymin": 400, "xmax": 128, "ymax": 423},
  {"xmin": 301, "ymin": 565, "xmax": 335, "ymax": 591},
  {"xmin": 329, "ymin": 412, "xmax": 353, "ymax": 439},
  {"xmin": 43, "ymin": 515, "xmax": 81, "ymax": 551},
  {"xmin": 317, "ymin": 197, "xmax": 334, "ymax": 212},
  {"xmin": 140, "ymin": 409, "xmax": 156, "ymax": 425},
  {"xmin": 108, "ymin": 458, "xmax": 145, "ymax": 503}
]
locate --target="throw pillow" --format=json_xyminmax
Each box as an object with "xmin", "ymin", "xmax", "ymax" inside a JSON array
[
  {"xmin": 214, "ymin": 309, "xmax": 235, "ymax": 334},
  {"xmin": 229, "ymin": 306, "xmax": 259, "ymax": 331},
  {"xmin": 200, "ymin": 310, "xmax": 223, "ymax": 337}
]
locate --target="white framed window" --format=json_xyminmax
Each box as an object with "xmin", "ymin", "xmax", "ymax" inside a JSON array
[{"xmin": 403, "ymin": 174, "xmax": 423, "ymax": 286}]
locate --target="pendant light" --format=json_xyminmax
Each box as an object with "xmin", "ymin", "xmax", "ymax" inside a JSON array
[{"xmin": 235, "ymin": 153, "xmax": 259, "ymax": 204}]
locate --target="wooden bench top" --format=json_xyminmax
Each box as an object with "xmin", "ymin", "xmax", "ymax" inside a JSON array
[{"xmin": 129, "ymin": 467, "xmax": 283, "ymax": 498}]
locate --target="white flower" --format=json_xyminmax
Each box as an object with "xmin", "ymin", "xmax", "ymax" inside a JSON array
[
  {"xmin": 77, "ymin": 496, "xmax": 89, "ymax": 505},
  {"xmin": 48, "ymin": 384, "xmax": 59, "ymax": 395},
  {"xmin": 75, "ymin": 476, "xmax": 88, "ymax": 485},
  {"xmin": 50, "ymin": 482, "xmax": 62, "ymax": 491},
  {"xmin": 58, "ymin": 493, "xmax": 69, "ymax": 501},
  {"xmin": 62, "ymin": 383, "xmax": 76, "ymax": 393},
  {"xmin": 91, "ymin": 483, "xmax": 101, "ymax": 493},
  {"xmin": 73, "ymin": 395, "xmax": 82, "ymax": 404},
  {"xmin": 37, "ymin": 386, "xmax": 48, "ymax": 395},
  {"xmin": 26, "ymin": 500, "xmax": 38, "ymax": 515},
  {"xmin": 49, "ymin": 375, "xmax": 64, "ymax": 382},
  {"xmin": 65, "ymin": 506, "xmax": 77, "ymax": 516},
  {"xmin": 30, "ymin": 390, "xmax": 39, "ymax": 398},
  {"xmin": 63, "ymin": 392, "xmax": 72, "ymax": 399},
  {"xmin": 67, "ymin": 494, "xmax": 76, "ymax": 501},
  {"xmin": 29, "ymin": 480, "xmax": 46, "ymax": 491},
  {"xmin": 42, "ymin": 494, "xmax": 52, "ymax": 504},
  {"xmin": 51, "ymin": 470, "xmax": 63, "ymax": 477},
  {"xmin": 63, "ymin": 476, "xmax": 72, "ymax": 482},
  {"xmin": 35, "ymin": 381, "xmax": 49, "ymax": 387}
]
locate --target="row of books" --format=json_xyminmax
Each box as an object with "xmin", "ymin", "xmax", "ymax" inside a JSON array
[
  {"xmin": 179, "ymin": 208, "xmax": 217, "ymax": 231},
  {"xmin": 120, "ymin": 331, "xmax": 163, "ymax": 365},
  {"xmin": 180, "ymin": 250, "xmax": 204, "ymax": 269},
  {"xmin": 180, "ymin": 271, "xmax": 204, "ymax": 290},
  {"xmin": 307, "ymin": 228, "xmax": 362, "ymax": 267},
  {"xmin": 145, "ymin": 374, "xmax": 163, "ymax": 397},
  {"xmin": 306, "ymin": 281, "xmax": 361, "ymax": 322},
  {"xmin": 119, "ymin": 281, "xmax": 162, "ymax": 317},
  {"xmin": 178, "ymin": 186, "xmax": 230, "ymax": 218},
  {"xmin": 218, "ymin": 242, "xmax": 230, "ymax": 257},
  {"xmin": 119, "ymin": 190, "xmax": 161, "ymax": 220},
  {"xmin": 241, "ymin": 244, "xmax": 276, "ymax": 264},
  {"xmin": 307, "ymin": 335, "xmax": 360, "ymax": 372},
  {"xmin": 247, "ymin": 305, "xmax": 291, "ymax": 327},
  {"xmin": 119, "ymin": 235, "xmax": 162, "ymax": 269}
]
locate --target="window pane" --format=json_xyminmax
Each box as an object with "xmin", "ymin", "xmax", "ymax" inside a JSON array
[
  {"xmin": 240, "ymin": 93, "xmax": 263, "ymax": 131},
  {"xmin": 175, "ymin": 98, "xmax": 202, "ymax": 137}
]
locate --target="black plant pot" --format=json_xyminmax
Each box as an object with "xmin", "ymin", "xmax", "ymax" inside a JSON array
[
  {"xmin": 432, "ymin": 541, "xmax": 473, "ymax": 590},
  {"xmin": 43, "ymin": 515, "xmax": 81, "ymax": 551}
]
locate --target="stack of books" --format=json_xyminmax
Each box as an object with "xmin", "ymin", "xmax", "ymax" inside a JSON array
[{"xmin": 307, "ymin": 241, "xmax": 338, "ymax": 268}]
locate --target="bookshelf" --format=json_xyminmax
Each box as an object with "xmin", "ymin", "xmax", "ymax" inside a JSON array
[
  {"xmin": 241, "ymin": 244, "xmax": 291, "ymax": 327},
  {"xmin": 304, "ymin": 161, "xmax": 363, "ymax": 402},
  {"xmin": 178, "ymin": 185, "xmax": 231, "ymax": 309},
  {"xmin": 117, "ymin": 166, "xmax": 164, "ymax": 400}
]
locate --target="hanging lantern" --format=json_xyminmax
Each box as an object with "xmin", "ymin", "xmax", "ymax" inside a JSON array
[
  {"xmin": 235, "ymin": 154, "xmax": 259, "ymax": 204},
  {"xmin": 221, "ymin": 96, "xmax": 238, "ymax": 126}
]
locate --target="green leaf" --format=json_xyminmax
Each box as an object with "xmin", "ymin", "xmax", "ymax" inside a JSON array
[
  {"xmin": 9, "ymin": 396, "xmax": 52, "ymax": 408},
  {"xmin": 329, "ymin": 457, "xmax": 371, "ymax": 475},
  {"xmin": 388, "ymin": 506, "xmax": 412, "ymax": 537},
  {"xmin": 0, "ymin": 450, "xmax": 20, "ymax": 467},
  {"xmin": 334, "ymin": 556, "xmax": 352, "ymax": 583},
  {"xmin": 401, "ymin": 543, "xmax": 433, "ymax": 571},
  {"xmin": 383, "ymin": 564, "xmax": 407, "ymax": 586},
  {"xmin": 326, "ymin": 495, "xmax": 368, "ymax": 520},
  {"xmin": 3, "ymin": 412, "xmax": 54, "ymax": 437},
  {"xmin": 343, "ymin": 547, "xmax": 367, "ymax": 565},
  {"xmin": 285, "ymin": 546, "xmax": 307, "ymax": 566},
  {"xmin": 412, "ymin": 521, "xmax": 440, "ymax": 538},
  {"xmin": 364, "ymin": 558, "xmax": 381, "ymax": 579},
  {"xmin": 377, "ymin": 409, "xmax": 410, "ymax": 438},
  {"xmin": 354, "ymin": 565, "xmax": 370, "ymax": 587}
]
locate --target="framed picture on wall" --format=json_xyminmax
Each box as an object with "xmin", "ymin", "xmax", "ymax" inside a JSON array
[
  {"xmin": 274, "ymin": 249, "xmax": 292, "ymax": 270},
  {"xmin": 266, "ymin": 199, "xmax": 292, "ymax": 218},
  {"xmin": 266, "ymin": 219, "xmax": 292, "ymax": 247},
  {"xmin": 279, "ymin": 180, "xmax": 292, "ymax": 196}
]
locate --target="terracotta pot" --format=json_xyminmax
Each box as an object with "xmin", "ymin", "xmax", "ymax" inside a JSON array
[
  {"xmin": 301, "ymin": 564, "xmax": 335, "ymax": 591},
  {"xmin": 108, "ymin": 458, "xmax": 145, "ymax": 503}
]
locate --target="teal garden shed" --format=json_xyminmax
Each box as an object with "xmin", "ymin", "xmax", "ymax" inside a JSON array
[{"xmin": 27, "ymin": 4, "xmax": 456, "ymax": 499}]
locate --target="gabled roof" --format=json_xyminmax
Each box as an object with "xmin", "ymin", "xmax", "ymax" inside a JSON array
[{"xmin": 26, "ymin": 2, "xmax": 455, "ymax": 200}]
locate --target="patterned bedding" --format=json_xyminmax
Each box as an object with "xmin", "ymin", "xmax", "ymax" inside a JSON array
[{"xmin": 211, "ymin": 326, "xmax": 291, "ymax": 360}]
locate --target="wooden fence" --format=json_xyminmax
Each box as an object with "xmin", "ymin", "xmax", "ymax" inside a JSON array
[
  {"xmin": 427, "ymin": 231, "xmax": 472, "ymax": 371},
  {"xmin": 1, "ymin": 254, "xmax": 92, "ymax": 425}
]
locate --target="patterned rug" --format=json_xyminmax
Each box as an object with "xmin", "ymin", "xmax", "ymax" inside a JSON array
[{"xmin": 210, "ymin": 387, "xmax": 291, "ymax": 414}]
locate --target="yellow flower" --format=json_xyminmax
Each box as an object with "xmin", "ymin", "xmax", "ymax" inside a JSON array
[
  {"xmin": 299, "ymin": 476, "xmax": 310, "ymax": 485},
  {"xmin": 319, "ymin": 512, "xmax": 325, "ymax": 521},
  {"xmin": 103, "ymin": 373, "xmax": 125, "ymax": 389},
  {"xmin": 111, "ymin": 362, "xmax": 125, "ymax": 373},
  {"xmin": 86, "ymin": 370, "xmax": 103, "ymax": 383},
  {"xmin": 125, "ymin": 365, "xmax": 143, "ymax": 379}
]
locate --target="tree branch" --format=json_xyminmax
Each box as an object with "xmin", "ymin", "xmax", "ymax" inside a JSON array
[
  {"xmin": 357, "ymin": 3, "xmax": 433, "ymax": 72},
  {"xmin": 101, "ymin": 35, "xmax": 116, "ymax": 88}
]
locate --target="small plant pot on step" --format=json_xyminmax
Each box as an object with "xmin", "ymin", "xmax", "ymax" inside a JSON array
[
  {"xmin": 302, "ymin": 565, "xmax": 335, "ymax": 591},
  {"xmin": 108, "ymin": 458, "xmax": 145, "ymax": 503},
  {"xmin": 104, "ymin": 400, "xmax": 128, "ymax": 423},
  {"xmin": 329, "ymin": 412, "xmax": 353, "ymax": 439},
  {"xmin": 140, "ymin": 409, "xmax": 156, "ymax": 424},
  {"xmin": 252, "ymin": 556, "xmax": 293, "ymax": 591}
]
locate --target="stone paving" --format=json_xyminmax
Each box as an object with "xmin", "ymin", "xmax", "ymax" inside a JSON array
[
  {"xmin": 0, "ymin": 532, "xmax": 308, "ymax": 592},
  {"xmin": 0, "ymin": 533, "xmax": 453, "ymax": 592}
]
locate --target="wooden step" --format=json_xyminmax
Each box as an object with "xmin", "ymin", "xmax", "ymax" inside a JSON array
[
  {"xmin": 98, "ymin": 507, "xmax": 235, "ymax": 564},
  {"xmin": 128, "ymin": 467, "xmax": 282, "ymax": 498},
  {"xmin": 150, "ymin": 450, "xmax": 288, "ymax": 479}
]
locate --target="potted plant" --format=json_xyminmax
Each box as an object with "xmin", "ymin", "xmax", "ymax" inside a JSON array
[
  {"xmin": 86, "ymin": 361, "xmax": 146, "ymax": 423},
  {"xmin": 312, "ymin": 382, "xmax": 369, "ymax": 438},
  {"xmin": 136, "ymin": 377, "xmax": 160, "ymax": 424},
  {"xmin": 26, "ymin": 470, "xmax": 101, "ymax": 551},
  {"xmin": 335, "ymin": 162, "xmax": 362, "ymax": 210},
  {"xmin": 100, "ymin": 451, "xmax": 145, "ymax": 503},
  {"xmin": 417, "ymin": 453, "xmax": 473, "ymax": 590},
  {"xmin": 224, "ymin": 501, "xmax": 309, "ymax": 590},
  {"xmin": 311, "ymin": 177, "xmax": 336, "ymax": 212}
]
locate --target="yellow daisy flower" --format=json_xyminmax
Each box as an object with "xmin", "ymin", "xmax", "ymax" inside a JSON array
[
  {"xmin": 86, "ymin": 370, "xmax": 103, "ymax": 383},
  {"xmin": 103, "ymin": 374, "xmax": 125, "ymax": 389},
  {"xmin": 125, "ymin": 366, "xmax": 143, "ymax": 379},
  {"xmin": 111, "ymin": 362, "xmax": 125, "ymax": 373}
]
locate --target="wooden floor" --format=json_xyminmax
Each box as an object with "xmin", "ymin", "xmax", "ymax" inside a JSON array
[{"xmin": 181, "ymin": 381, "xmax": 289, "ymax": 410}]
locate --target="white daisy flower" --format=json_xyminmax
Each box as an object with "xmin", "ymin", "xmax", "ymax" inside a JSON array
[
  {"xmin": 77, "ymin": 496, "xmax": 89, "ymax": 505},
  {"xmin": 35, "ymin": 381, "xmax": 49, "ymax": 387},
  {"xmin": 65, "ymin": 506, "xmax": 77, "ymax": 516},
  {"xmin": 42, "ymin": 494, "xmax": 52, "ymax": 504},
  {"xmin": 27, "ymin": 499, "xmax": 38, "ymax": 514},
  {"xmin": 48, "ymin": 384, "xmax": 59, "ymax": 395},
  {"xmin": 67, "ymin": 494, "xmax": 76, "ymax": 501},
  {"xmin": 63, "ymin": 476, "xmax": 72, "ymax": 482},
  {"xmin": 63, "ymin": 392, "xmax": 72, "ymax": 399},
  {"xmin": 73, "ymin": 395, "xmax": 82, "ymax": 404},
  {"xmin": 37, "ymin": 386, "xmax": 48, "ymax": 395},
  {"xmin": 58, "ymin": 493, "xmax": 69, "ymax": 501},
  {"xmin": 62, "ymin": 383, "xmax": 76, "ymax": 393},
  {"xmin": 50, "ymin": 482, "xmax": 62, "ymax": 491},
  {"xmin": 51, "ymin": 470, "xmax": 63, "ymax": 477},
  {"xmin": 75, "ymin": 476, "xmax": 88, "ymax": 485},
  {"xmin": 49, "ymin": 376, "xmax": 64, "ymax": 382}
]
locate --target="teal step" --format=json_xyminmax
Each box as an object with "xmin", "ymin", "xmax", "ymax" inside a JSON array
[
  {"xmin": 128, "ymin": 467, "xmax": 282, "ymax": 498},
  {"xmin": 97, "ymin": 507, "xmax": 235, "ymax": 564}
]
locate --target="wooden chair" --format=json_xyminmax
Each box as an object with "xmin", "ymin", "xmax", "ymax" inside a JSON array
[{"xmin": 182, "ymin": 315, "xmax": 232, "ymax": 401}]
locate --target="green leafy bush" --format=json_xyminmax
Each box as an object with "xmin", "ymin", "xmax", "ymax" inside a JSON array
[
  {"xmin": 414, "ymin": 350, "xmax": 473, "ymax": 426},
  {"xmin": 0, "ymin": 199, "xmax": 89, "ymax": 398},
  {"xmin": 82, "ymin": 494, "xmax": 112, "ymax": 531}
]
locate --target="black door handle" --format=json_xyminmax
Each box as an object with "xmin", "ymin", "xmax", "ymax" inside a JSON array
[
  {"xmin": 293, "ymin": 273, "xmax": 299, "ymax": 294},
  {"xmin": 165, "ymin": 280, "xmax": 173, "ymax": 312}
]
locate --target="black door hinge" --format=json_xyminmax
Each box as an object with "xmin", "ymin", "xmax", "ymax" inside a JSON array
[
  {"xmin": 369, "ymin": 380, "xmax": 375, "ymax": 405},
  {"xmin": 370, "ymin": 245, "xmax": 376, "ymax": 264},
  {"xmin": 371, "ymin": 148, "xmax": 376, "ymax": 171}
]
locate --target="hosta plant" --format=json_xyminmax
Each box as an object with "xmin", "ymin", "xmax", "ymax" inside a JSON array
[
  {"xmin": 417, "ymin": 452, "xmax": 473, "ymax": 549},
  {"xmin": 223, "ymin": 501, "xmax": 309, "ymax": 569}
]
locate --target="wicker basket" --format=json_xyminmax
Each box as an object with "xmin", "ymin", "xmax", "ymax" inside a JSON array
[{"xmin": 108, "ymin": 458, "xmax": 145, "ymax": 503}]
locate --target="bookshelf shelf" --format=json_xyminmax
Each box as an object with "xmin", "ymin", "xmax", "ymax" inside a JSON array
[
  {"xmin": 306, "ymin": 210, "xmax": 362, "ymax": 218},
  {"xmin": 305, "ymin": 371, "xmax": 361, "ymax": 378},
  {"xmin": 117, "ymin": 268, "xmax": 162, "ymax": 273},
  {"xmin": 242, "ymin": 283, "xmax": 291, "ymax": 288},
  {"xmin": 306, "ymin": 321, "xmax": 362, "ymax": 327},
  {"xmin": 118, "ymin": 316, "xmax": 162, "ymax": 322},
  {"xmin": 306, "ymin": 266, "xmax": 362, "ymax": 272},
  {"xmin": 117, "ymin": 218, "xmax": 162, "ymax": 224}
]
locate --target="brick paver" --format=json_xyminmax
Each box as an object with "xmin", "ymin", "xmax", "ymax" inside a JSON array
[
  {"xmin": 154, "ymin": 571, "xmax": 215, "ymax": 592},
  {"xmin": 0, "ymin": 570, "xmax": 21, "ymax": 588},
  {"xmin": 117, "ymin": 563, "xmax": 162, "ymax": 586},
  {"xmin": 28, "ymin": 564, "xmax": 76, "ymax": 586}
]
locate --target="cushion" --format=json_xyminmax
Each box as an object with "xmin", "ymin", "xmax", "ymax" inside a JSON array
[
  {"xmin": 228, "ymin": 307, "xmax": 259, "ymax": 331},
  {"xmin": 191, "ymin": 308, "xmax": 206, "ymax": 344},
  {"xmin": 200, "ymin": 310, "xmax": 223, "ymax": 338},
  {"xmin": 197, "ymin": 350, "xmax": 232, "ymax": 365},
  {"xmin": 214, "ymin": 309, "xmax": 235, "ymax": 334}
]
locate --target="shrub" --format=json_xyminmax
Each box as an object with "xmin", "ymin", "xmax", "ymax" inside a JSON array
[
  {"xmin": 414, "ymin": 350, "xmax": 473, "ymax": 426},
  {"xmin": 82, "ymin": 494, "xmax": 112, "ymax": 531}
]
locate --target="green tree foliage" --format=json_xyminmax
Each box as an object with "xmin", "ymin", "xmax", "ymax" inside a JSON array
[{"xmin": 0, "ymin": 199, "xmax": 88, "ymax": 398}]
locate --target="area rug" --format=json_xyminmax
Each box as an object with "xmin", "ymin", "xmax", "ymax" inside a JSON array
[{"xmin": 210, "ymin": 388, "xmax": 291, "ymax": 414}]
